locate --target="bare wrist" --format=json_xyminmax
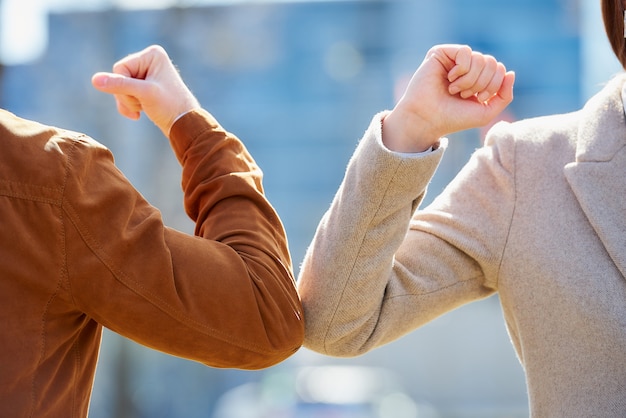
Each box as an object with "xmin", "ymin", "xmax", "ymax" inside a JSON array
[
  {"xmin": 164, "ymin": 96, "xmax": 201, "ymax": 137},
  {"xmin": 381, "ymin": 109, "xmax": 440, "ymax": 153}
]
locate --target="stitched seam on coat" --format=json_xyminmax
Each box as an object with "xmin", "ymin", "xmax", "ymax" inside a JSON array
[
  {"xmin": 29, "ymin": 271, "xmax": 64, "ymax": 418},
  {"xmin": 494, "ymin": 134, "xmax": 517, "ymax": 289},
  {"xmin": 0, "ymin": 179, "xmax": 62, "ymax": 195},
  {"xmin": 382, "ymin": 274, "xmax": 483, "ymax": 300},
  {"xmin": 0, "ymin": 190, "xmax": 62, "ymax": 205},
  {"xmin": 28, "ymin": 140, "xmax": 80, "ymax": 418},
  {"xmin": 322, "ymin": 158, "xmax": 405, "ymax": 353},
  {"xmin": 62, "ymin": 141, "xmax": 80, "ymax": 418}
]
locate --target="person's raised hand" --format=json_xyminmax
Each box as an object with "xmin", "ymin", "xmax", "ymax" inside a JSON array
[
  {"xmin": 382, "ymin": 44, "xmax": 515, "ymax": 153},
  {"xmin": 91, "ymin": 45, "xmax": 200, "ymax": 137}
]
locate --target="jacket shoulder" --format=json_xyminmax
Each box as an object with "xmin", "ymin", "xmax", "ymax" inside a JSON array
[{"xmin": 0, "ymin": 109, "xmax": 110, "ymax": 198}]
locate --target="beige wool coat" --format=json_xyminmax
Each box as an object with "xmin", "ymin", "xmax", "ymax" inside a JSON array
[{"xmin": 298, "ymin": 74, "xmax": 626, "ymax": 417}]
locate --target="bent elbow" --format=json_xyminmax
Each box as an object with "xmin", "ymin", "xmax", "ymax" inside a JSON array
[
  {"xmin": 303, "ymin": 335, "xmax": 373, "ymax": 359},
  {"xmin": 302, "ymin": 316, "xmax": 376, "ymax": 359},
  {"xmin": 241, "ymin": 343, "xmax": 301, "ymax": 370},
  {"xmin": 245, "ymin": 314, "xmax": 305, "ymax": 370},
  {"xmin": 210, "ymin": 307, "xmax": 304, "ymax": 371}
]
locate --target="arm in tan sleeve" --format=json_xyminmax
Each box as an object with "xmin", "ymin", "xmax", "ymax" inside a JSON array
[
  {"xmin": 298, "ymin": 114, "xmax": 515, "ymax": 357},
  {"xmin": 63, "ymin": 109, "xmax": 303, "ymax": 370}
]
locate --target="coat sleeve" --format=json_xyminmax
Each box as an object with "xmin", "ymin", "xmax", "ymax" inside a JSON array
[
  {"xmin": 62, "ymin": 109, "xmax": 303, "ymax": 370},
  {"xmin": 298, "ymin": 113, "xmax": 515, "ymax": 357}
]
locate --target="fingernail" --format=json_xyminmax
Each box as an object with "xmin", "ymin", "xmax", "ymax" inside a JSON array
[{"xmin": 449, "ymin": 86, "xmax": 460, "ymax": 95}]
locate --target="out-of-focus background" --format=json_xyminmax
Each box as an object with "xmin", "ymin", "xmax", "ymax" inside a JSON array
[{"xmin": 0, "ymin": 0, "xmax": 621, "ymax": 417}]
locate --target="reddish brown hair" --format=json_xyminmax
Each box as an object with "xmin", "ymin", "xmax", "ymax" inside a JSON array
[{"xmin": 602, "ymin": 0, "xmax": 626, "ymax": 68}]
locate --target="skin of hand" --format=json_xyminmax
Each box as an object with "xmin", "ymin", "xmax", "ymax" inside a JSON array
[
  {"xmin": 382, "ymin": 44, "xmax": 516, "ymax": 153},
  {"xmin": 91, "ymin": 45, "xmax": 201, "ymax": 137}
]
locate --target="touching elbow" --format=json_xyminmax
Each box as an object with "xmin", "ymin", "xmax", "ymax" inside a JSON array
[
  {"xmin": 215, "ymin": 319, "xmax": 304, "ymax": 370},
  {"xmin": 302, "ymin": 316, "xmax": 376, "ymax": 359},
  {"xmin": 249, "ymin": 316, "xmax": 305, "ymax": 370}
]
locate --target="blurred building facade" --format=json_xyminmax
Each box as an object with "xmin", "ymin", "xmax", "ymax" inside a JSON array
[{"xmin": 0, "ymin": 0, "xmax": 619, "ymax": 417}]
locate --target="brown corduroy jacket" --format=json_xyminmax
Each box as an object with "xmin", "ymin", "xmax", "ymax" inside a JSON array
[{"xmin": 0, "ymin": 108, "xmax": 303, "ymax": 417}]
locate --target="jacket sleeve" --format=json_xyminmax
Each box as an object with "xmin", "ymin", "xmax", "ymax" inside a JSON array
[
  {"xmin": 62, "ymin": 109, "xmax": 303, "ymax": 370},
  {"xmin": 298, "ymin": 112, "xmax": 515, "ymax": 357}
]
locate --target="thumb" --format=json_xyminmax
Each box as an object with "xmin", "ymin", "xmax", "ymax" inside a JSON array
[{"xmin": 428, "ymin": 44, "xmax": 472, "ymax": 78}]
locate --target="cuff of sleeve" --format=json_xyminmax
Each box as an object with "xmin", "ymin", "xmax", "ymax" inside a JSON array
[
  {"xmin": 371, "ymin": 111, "xmax": 447, "ymax": 159},
  {"xmin": 347, "ymin": 112, "xmax": 448, "ymax": 203},
  {"xmin": 168, "ymin": 108, "xmax": 221, "ymax": 163}
]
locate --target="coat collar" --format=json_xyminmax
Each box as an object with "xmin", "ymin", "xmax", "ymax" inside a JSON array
[
  {"xmin": 573, "ymin": 74, "xmax": 626, "ymax": 162},
  {"xmin": 564, "ymin": 73, "xmax": 626, "ymax": 279}
]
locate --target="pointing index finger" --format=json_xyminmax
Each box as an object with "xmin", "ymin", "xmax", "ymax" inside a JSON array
[{"xmin": 91, "ymin": 72, "xmax": 145, "ymax": 97}]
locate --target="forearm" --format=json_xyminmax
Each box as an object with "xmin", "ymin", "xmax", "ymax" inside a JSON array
[
  {"xmin": 298, "ymin": 113, "xmax": 446, "ymax": 355},
  {"xmin": 168, "ymin": 109, "xmax": 304, "ymax": 366}
]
